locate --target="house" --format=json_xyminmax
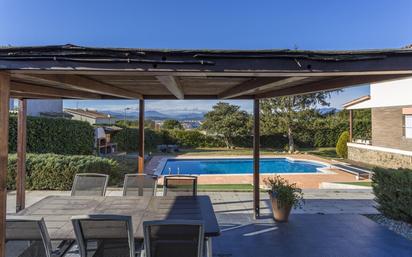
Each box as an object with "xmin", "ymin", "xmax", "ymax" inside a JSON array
[
  {"xmin": 64, "ymin": 108, "xmax": 115, "ymax": 125},
  {"xmin": 343, "ymin": 77, "xmax": 412, "ymax": 169}
]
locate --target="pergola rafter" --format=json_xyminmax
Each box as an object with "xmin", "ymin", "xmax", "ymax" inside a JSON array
[
  {"xmin": 12, "ymin": 73, "xmax": 143, "ymax": 99},
  {"xmin": 1, "ymin": 45, "xmax": 412, "ymax": 257}
]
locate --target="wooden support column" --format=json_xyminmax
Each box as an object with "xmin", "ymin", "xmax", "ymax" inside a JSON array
[
  {"xmin": 253, "ymin": 99, "xmax": 260, "ymax": 219},
  {"xmin": 349, "ymin": 109, "xmax": 353, "ymax": 142},
  {"xmin": 16, "ymin": 99, "xmax": 27, "ymax": 212},
  {"xmin": 0, "ymin": 73, "xmax": 10, "ymax": 257},
  {"xmin": 138, "ymin": 99, "xmax": 145, "ymax": 173}
]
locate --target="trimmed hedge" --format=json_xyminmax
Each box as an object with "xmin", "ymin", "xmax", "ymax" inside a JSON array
[
  {"xmin": 372, "ymin": 168, "xmax": 412, "ymax": 223},
  {"xmin": 168, "ymin": 130, "xmax": 223, "ymax": 148},
  {"xmin": 9, "ymin": 116, "xmax": 94, "ymax": 155},
  {"xmin": 7, "ymin": 154, "xmax": 119, "ymax": 190},
  {"xmin": 111, "ymin": 128, "xmax": 164, "ymax": 152}
]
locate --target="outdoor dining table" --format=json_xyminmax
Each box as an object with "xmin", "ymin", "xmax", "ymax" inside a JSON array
[{"xmin": 16, "ymin": 195, "xmax": 220, "ymax": 240}]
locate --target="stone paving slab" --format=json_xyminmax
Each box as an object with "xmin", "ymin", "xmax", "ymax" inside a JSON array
[{"xmin": 7, "ymin": 189, "xmax": 378, "ymax": 216}]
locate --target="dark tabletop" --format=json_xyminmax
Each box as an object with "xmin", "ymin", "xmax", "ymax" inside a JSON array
[{"xmin": 16, "ymin": 195, "xmax": 220, "ymax": 239}]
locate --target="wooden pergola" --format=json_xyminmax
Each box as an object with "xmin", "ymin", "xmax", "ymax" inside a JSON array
[{"xmin": 1, "ymin": 45, "xmax": 412, "ymax": 256}]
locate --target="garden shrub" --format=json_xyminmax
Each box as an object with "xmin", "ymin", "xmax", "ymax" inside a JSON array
[
  {"xmin": 9, "ymin": 116, "xmax": 94, "ymax": 155},
  {"xmin": 335, "ymin": 131, "xmax": 349, "ymax": 158},
  {"xmin": 7, "ymin": 154, "xmax": 119, "ymax": 190},
  {"xmin": 112, "ymin": 128, "xmax": 164, "ymax": 152},
  {"xmin": 372, "ymin": 168, "xmax": 412, "ymax": 223},
  {"xmin": 169, "ymin": 130, "xmax": 224, "ymax": 148}
]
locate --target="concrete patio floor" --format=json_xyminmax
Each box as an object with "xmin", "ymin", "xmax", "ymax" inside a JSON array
[
  {"xmin": 214, "ymin": 214, "xmax": 412, "ymax": 257},
  {"xmin": 6, "ymin": 189, "xmax": 412, "ymax": 256}
]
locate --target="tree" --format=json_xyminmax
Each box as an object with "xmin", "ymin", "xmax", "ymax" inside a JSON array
[
  {"xmin": 202, "ymin": 102, "xmax": 251, "ymax": 148},
  {"xmin": 336, "ymin": 131, "xmax": 349, "ymax": 158},
  {"xmin": 261, "ymin": 92, "xmax": 333, "ymax": 152},
  {"xmin": 162, "ymin": 119, "xmax": 183, "ymax": 130}
]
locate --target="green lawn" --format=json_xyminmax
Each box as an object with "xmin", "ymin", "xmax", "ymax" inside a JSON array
[
  {"xmin": 163, "ymin": 147, "xmax": 280, "ymax": 156},
  {"xmin": 158, "ymin": 147, "xmax": 340, "ymax": 157},
  {"xmin": 308, "ymin": 147, "xmax": 339, "ymax": 159}
]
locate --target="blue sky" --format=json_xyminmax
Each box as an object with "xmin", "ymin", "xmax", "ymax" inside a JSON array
[{"xmin": 2, "ymin": 0, "xmax": 412, "ymax": 113}]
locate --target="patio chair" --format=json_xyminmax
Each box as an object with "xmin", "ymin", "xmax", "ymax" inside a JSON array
[
  {"xmin": 142, "ymin": 220, "xmax": 204, "ymax": 257},
  {"xmin": 71, "ymin": 214, "xmax": 138, "ymax": 257},
  {"xmin": 6, "ymin": 216, "xmax": 61, "ymax": 257},
  {"xmin": 122, "ymin": 174, "xmax": 158, "ymax": 196},
  {"xmin": 163, "ymin": 175, "xmax": 198, "ymax": 196},
  {"xmin": 71, "ymin": 173, "xmax": 109, "ymax": 196}
]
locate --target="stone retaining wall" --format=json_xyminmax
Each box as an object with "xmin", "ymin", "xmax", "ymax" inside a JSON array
[{"xmin": 348, "ymin": 145, "xmax": 412, "ymax": 169}]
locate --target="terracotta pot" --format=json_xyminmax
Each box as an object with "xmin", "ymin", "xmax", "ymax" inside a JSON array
[{"xmin": 269, "ymin": 193, "xmax": 292, "ymax": 222}]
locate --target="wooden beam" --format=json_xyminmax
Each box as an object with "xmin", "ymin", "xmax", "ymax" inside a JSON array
[
  {"xmin": 10, "ymin": 92, "xmax": 60, "ymax": 99},
  {"xmin": 256, "ymin": 74, "xmax": 411, "ymax": 98},
  {"xmin": 253, "ymin": 99, "xmax": 260, "ymax": 219},
  {"xmin": 138, "ymin": 100, "xmax": 145, "ymax": 173},
  {"xmin": 156, "ymin": 76, "xmax": 184, "ymax": 99},
  {"xmin": 11, "ymin": 81, "xmax": 102, "ymax": 99},
  {"xmin": 0, "ymin": 73, "xmax": 10, "ymax": 257},
  {"xmin": 219, "ymin": 77, "xmax": 308, "ymax": 99},
  {"xmin": 12, "ymin": 74, "xmax": 143, "ymax": 99},
  {"xmin": 16, "ymin": 99, "xmax": 27, "ymax": 212}
]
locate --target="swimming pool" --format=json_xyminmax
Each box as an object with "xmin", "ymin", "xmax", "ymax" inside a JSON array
[{"xmin": 159, "ymin": 158, "xmax": 327, "ymax": 175}]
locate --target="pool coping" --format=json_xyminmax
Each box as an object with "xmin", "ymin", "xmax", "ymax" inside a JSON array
[{"xmin": 154, "ymin": 155, "xmax": 334, "ymax": 177}]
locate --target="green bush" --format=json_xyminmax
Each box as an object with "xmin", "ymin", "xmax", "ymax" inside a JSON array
[
  {"xmin": 9, "ymin": 116, "xmax": 94, "ymax": 155},
  {"xmin": 372, "ymin": 168, "xmax": 412, "ymax": 223},
  {"xmin": 169, "ymin": 130, "xmax": 223, "ymax": 148},
  {"xmin": 335, "ymin": 131, "xmax": 349, "ymax": 158},
  {"xmin": 7, "ymin": 154, "xmax": 119, "ymax": 190},
  {"xmin": 112, "ymin": 128, "xmax": 164, "ymax": 152}
]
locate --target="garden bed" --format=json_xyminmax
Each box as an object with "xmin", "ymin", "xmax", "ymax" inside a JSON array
[{"xmin": 365, "ymin": 214, "xmax": 412, "ymax": 241}]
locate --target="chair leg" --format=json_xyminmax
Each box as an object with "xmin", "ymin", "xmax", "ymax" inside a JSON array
[{"xmin": 205, "ymin": 237, "xmax": 212, "ymax": 257}]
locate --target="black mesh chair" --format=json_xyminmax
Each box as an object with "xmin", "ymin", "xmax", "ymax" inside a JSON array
[
  {"xmin": 163, "ymin": 175, "xmax": 197, "ymax": 196},
  {"xmin": 6, "ymin": 216, "xmax": 59, "ymax": 257},
  {"xmin": 142, "ymin": 220, "xmax": 204, "ymax": 257},
  {"xmin": 122, "ymin": 174, "xmax": 157, "ymax": 196},
  {"xmin": 71, "ymin": 173, "xmax": 109, "ymax": 196},
  {"xmin": 71, "ymin": 214, "xmax": 137, "ymax": 257}
]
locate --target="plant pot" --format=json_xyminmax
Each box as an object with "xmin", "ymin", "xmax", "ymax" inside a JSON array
[{"xmin": 269, "ymin": 194, "xmax": 292, "ymax": 222}]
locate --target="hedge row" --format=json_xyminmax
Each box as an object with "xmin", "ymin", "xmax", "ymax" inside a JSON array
[
  {"xmin": 112, "ymin": 127, "xmax": 357, "ymax": 151},
  {"xmin": 372, "ymin": 168, "xmax": 412, "ymax": 223},
  {"xmin": 7, "ymin": 154, "xmax": 119, "ymax": 190},
  {"xmin": 9, "ymin": 116, "xmax": 94, "ymax": 155}
]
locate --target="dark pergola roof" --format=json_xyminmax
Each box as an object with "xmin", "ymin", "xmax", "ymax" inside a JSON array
[{"xmin": 1, "ymin": 44, "xmax": 412, "ymax": 100}]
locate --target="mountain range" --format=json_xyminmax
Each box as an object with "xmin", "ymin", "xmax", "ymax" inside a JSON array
[
  {"xmin": 101, "ymin": 110, "xmax": 206, "ymax": 121},
  {"xmin": 101, "ymin": 107, "xmax": 339, "ymax": 121}
]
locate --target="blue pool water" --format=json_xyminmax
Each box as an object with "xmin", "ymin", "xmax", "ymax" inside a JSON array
[{"xmin": 161, "ymin": 158, "xmax": 326, "ymax": 175}]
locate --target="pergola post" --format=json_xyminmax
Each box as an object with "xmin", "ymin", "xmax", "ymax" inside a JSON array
[
  {"xmin": 138, "ymin": 99, "xmax": 145, "ymax": 173},
  {"xmin": 16, "ymin": 99, "xmax": 27, "ymax": 212},
  {"xmin": 253, "ymin": 99, "xmax": 260, "ymax": 219},
  {"xmin": 0, "ymin": 73, "xmax": 10, "ymax": 257},
  {"xmin": 349, "ymin": 109, "xmax": 353, "ymax": 142}
]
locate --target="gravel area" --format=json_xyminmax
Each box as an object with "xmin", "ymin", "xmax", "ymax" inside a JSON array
[{"xmin": 365, "ymin": 214, "xmax": 412, "ymax": 241}]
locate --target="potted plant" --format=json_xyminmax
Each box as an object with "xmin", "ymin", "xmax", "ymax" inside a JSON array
[{"xmin": 264, "ymin": 176, "xmax": 304, "ymax": 222}]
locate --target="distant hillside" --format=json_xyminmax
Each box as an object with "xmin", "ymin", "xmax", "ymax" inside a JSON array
[{"xmin": 100, "ymin": 110, "xmax": 205, "ymax": 121}]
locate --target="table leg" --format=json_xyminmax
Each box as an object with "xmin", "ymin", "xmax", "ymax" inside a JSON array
[{"xmin": 205, "ymin": 237, "xmax": 212, "ymax": 257}]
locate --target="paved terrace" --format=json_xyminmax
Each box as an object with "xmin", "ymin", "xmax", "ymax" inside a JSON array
[{"xmin": 7, "ymin": 189, "xmax": 412, "ymax": 256}]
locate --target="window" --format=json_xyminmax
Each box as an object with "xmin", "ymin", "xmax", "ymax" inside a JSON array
[{"xmin": 405, "ymin": 115, "xmax": 412, "ymax": 139}]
